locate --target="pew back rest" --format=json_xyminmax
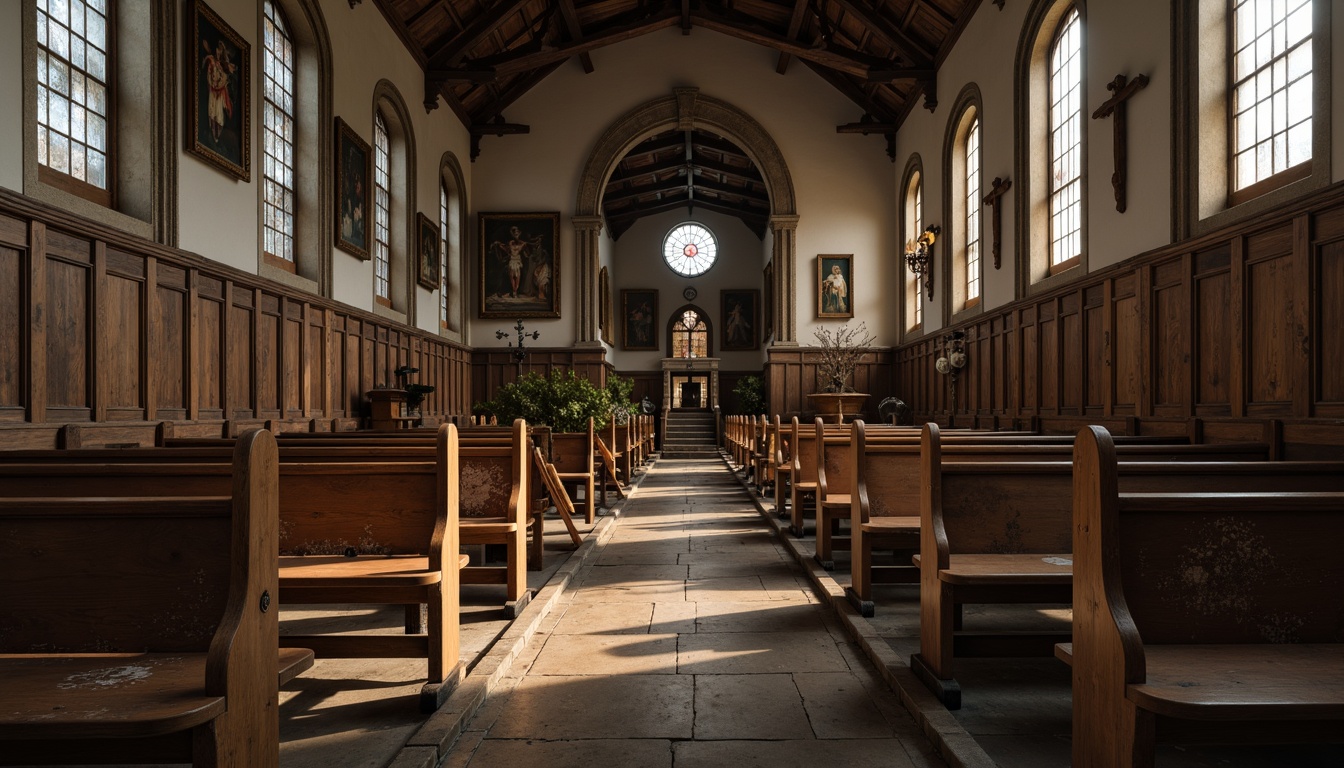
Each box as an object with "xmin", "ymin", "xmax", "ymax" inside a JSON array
[
  {"xmin": 791, "ymin": 417, "xmax": 820, "ymax": 483},
  {"xmin": 459, "ymin": 419, "xmax": 529, "ymax": 523},
  {"xmin": 0, "ymin": 432, "xmax": 276, "ymax": 658},
  {"xmin": 550, "ymin": 429, "xmax": 595, "ymax": 474}
]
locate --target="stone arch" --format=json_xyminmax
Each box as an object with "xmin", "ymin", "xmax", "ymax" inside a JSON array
[
  {"xmin": 573, "ymin": 88, "xmax": 800, "ymax": 347},
  {"xmin": 667, "ymin": 303, "xmax": 714, "ymax": 359}
]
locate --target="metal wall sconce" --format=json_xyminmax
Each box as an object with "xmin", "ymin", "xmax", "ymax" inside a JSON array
[
  {"xmin": 904, "ymin": 225, "xmax": 940, "ymax": 300},
  {"xmin": 935, "ymin": 330, "xmax": 967, "ymax": 427}
]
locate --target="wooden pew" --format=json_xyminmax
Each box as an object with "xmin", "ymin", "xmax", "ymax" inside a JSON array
[
  {"xmin": 459, "ymin": 419, "xmax": 533, "ymax": 618},
  {"xmin": 0, "ymin": 431, "xmax": 302, "ymax": 767},
  {"xmin": 1068, "ymin": 426, "xmax": 1344, "ymax": 767},
  {"xmin": 911, "ymin": 424, "xmax": 1318, "ymax": 708},
  {"xmin": 0, "ymin": 426, "xmax": 474, "ymax": 711},
  {"xmin": 771, "ymin": 416, "xmax": 791, "ymax": 516}
]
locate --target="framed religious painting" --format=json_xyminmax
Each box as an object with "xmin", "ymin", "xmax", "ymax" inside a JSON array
[
  {"xmin": 817, "ymin": 254, "xmax": 854, "ymax": 319},
  {"xmin": 721, "ymin": 289, "xmax": 759, "ymax": 351},
  {"xmin": 334, "ymin": 117, "xmax": 372, "ymax": 259},
  {"xmin": 479, "ymin": 212, "xmax": 560, "ymax": 318},
  {"xmin": 762, "ymin": 262, "xmax": 774, "ymax": 342},
  {"xmin": 185, "ymin": 0, "xmax": 250, "ymax": 181},
  {"xmin": 598, "ymin": 267, "xmax": 612, "ymax": 344},
  {"xmin": 416, "ymin": 213, "xmax": 441, "ymax": 290},
  {"xmin": 621, "ymin": 289, "xmax": 659, "ymax": 351}
]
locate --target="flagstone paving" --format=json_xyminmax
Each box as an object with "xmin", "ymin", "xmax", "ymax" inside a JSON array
[{"xmin": 441, "ymin": 457, "xmax": 946, "ymax": 768}]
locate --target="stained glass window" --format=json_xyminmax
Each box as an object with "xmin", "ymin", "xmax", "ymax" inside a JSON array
[
  {"xmin": 663, "ymin": 223, "xmax": 718, "ymax": 277},
  {"xmin": 672, "ymin": 309, "xmax": 709, "ymax": 358},
  {"xmin": 440, "ymin": 182, "xmax": 450, "ymax": 326}
]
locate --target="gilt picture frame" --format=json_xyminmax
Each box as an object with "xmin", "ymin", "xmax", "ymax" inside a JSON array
[
  {"xmin": 416, "ymin": 213, "xmax": 441, "ymax": 290},
  {"xmin": 185, "ymin": 0, "xmax": 251, "ymax": 181},
  {"xmin": 334, "ymin": 117, "xmax": 372, "ymax": 260},
  {"xmin": 817, "ymin": 254, "xmax": 854, "ymax": 319},
  {"xmin": 479, "ymin": 212, "xmax": 560, "ymax": 318}
]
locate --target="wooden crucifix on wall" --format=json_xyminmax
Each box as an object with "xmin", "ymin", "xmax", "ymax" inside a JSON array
[
  {"xmin": 1091, "ymin": 73, "xmax": 1150, "ymax": 213},
  {"xmin": 982, "ymin": 176, "xmax": 1011, "ymax": 269}
]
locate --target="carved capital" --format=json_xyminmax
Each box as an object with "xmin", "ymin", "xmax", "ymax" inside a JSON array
[
  {"xmin": 572, "ymin": 215, "xmax": 605, "ymax": 234},
  {"xmin": 675, "ymin": 87, "xmax": 700, "ymax": 131},
  {"xmin": 769, "ymin": 214, "xmax": 800, "ymax": 233}
]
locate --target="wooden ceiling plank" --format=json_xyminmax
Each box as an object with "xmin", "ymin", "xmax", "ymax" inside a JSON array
[
  {"xmin": 469, "ymin": 60, "xmax": 565, "ymax": 121},
  {"xmin": 829, "ymin": 0, "xmax": 933, "ymax": 65},
  {"xmin": 557, "ymin": 0, "xmax": 596, "ymax": 72},
  {"xmin": 606, "ymin": 196, "xmax": 768, "ymax": 233},
  {"xmin": 427, "ymin": 0, "xmax": 535, "ymax": 67},
  {"xmin": 800, "ymin": 59, "xmax": 898, "ymax": 123},
  {"xmin": 691, "ymin": 8, "xmax": 914, "ymax": 80}
]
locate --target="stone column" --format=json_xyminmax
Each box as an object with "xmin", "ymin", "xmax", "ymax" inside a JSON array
[
  {"xmin": 572, "ymin": 216, "xmax": 604, "ymax": 346},
  {"xmin": 769, "ymin": 215, "xmax": 800, "ymax": 345}
]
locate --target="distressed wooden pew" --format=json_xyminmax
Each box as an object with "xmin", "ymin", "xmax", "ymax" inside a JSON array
[
  {"xmin": 1067, "ymin": 425, "xmax": 1344, "ymax": 767},
  {"xmin": 911, "ymin": 424, "xmax": 1311, "ymax": 709},
  {"xmin": 458, "ymin": 419, "xmax": 533, "ymax": 617},
  {"xmin": 0, "ymin": 426, "xmax": 474, "ymax": 711},
  {"xmin": 0, "ymin": 431, "xmax": 304, "ymax": 767},
  {"xmin": 551, "ymin": 417, "xmax": 598, "ymax": 524},
  {"xmin": 771, "ymin": 416, "xmax": 792, "ymax": 515}
]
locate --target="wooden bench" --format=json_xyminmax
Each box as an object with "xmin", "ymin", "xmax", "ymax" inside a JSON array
[
  {"xmin": 1067, "ymin": 425, "xmax": 1344, "ymax": 766},
  {"xmin": 0, "ymin": 430, "xmax": 308, "ymax": 767},
  {"xmin": 770, "ymin": 416, "xmax": 791, "ymax": 516},
  {"xmin": 0, "ymin": 426, "xmax": 472, "ymax": 711},
  {"xmin": 459, "ymin": 419, "xmax": 533, "ymax": 618},
  {"xmin": 910, "ymin": 424, "xmax": 1312, "ymax": 708}
]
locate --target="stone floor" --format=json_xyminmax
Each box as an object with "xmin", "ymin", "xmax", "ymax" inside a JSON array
[{"xmin": 438, "ymin": 457, "xmax": 947, "ymax": 768}]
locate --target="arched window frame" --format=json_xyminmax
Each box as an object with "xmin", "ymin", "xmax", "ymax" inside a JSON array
[
  {"xmin": 668, "ymin": 304, "xmax": 713, "ymax": 358},
  {"xmin": 943, "ymin": 84, "xmax": 985, "ymax": 323},
  {"xmin": 260, "ymin": 0, "xmax": 296, "ymax": 271},
  {"xmin": 1046, "ymin": 6, "xmax": 1082, "ymax": 275},
  {"xmin": 437, "ymin": 152, "xmax": 466, "ymax": 337},
  {"xmin": 1014, "ymin": 0, "xmax": 1087, "ymax": 299},
  {"xmin": 662, "ymin": 222, "xmax": 719, "ymax": 277},
  {"xmin": 21, "ymin": 0, "xmax": 177, "ymax": 244},
  {"xmin": 256, "ymin": 0, "xmax": 332, "ymax": 296},
  {"xmin": 900, "ymin": 154, "xmax": 925, "ymax": 337},
  {"xmin": 1174, "ymin": 0, "xmax": 1331, "ymax": 237},
  {"xmin": 369, "ymin": 81, "xmax": 416, "ymax": 322}
]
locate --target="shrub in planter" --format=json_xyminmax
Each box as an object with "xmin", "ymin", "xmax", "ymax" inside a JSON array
[{"xmin": 473, "ymin": 371, "xmax": 613, "ymax": 432}]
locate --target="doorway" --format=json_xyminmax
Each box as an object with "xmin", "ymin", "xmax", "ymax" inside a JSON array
[{"xmin": 672, "ymin": 375, "xmax": 709, "ymax": 408}]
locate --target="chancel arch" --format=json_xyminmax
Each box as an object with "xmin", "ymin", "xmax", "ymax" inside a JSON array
[{"xmin": 574, "ymin": 88, "xmax": 798, "ymax": 348}]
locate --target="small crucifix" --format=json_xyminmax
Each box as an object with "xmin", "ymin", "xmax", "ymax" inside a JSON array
[
  {"xmin": 1091, "ymin": 73, "xmax": 1150, "ymax": 213},
  {"xmin": 982, "ymin": 176, "xmax": 1012, "ymax": 270}
]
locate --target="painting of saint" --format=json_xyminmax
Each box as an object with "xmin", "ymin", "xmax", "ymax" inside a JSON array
[
  {"xmin": 479, "ymin": 213, "xmax": 560, "ymax": 318},
  {"xmin": 186, "ymin": 0, "xmax": 250, "ymax": 180},
  {"xmin": 721, "ymin": 289, "xmax": 759, "ymax": 351},
  {"xmin": 621, "ymin": 290, "xmax": 659, "ymax": 351},
  {"xmin": 334, "ymin": 118, "xmax": 371, "ymax": 259},
  {"xmin": 416, "ymin": 214, "xmax": 441, "ymax": 290},
  {"xmin": 817, "ymin": 254, "xmax": 854, "ymax": 319}
]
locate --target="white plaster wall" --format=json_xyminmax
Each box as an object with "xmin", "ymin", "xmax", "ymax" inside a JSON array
[
  {"xmin": 607, "ymin": 208, "xmax": 765, "ymax": 372},
  {"xmin": 0, "ymin": 2, "xmax": 22, "ymax": 193},
  {"xmin": 470, "ymin": 27, "xmax": 897, "ymax": 350}
]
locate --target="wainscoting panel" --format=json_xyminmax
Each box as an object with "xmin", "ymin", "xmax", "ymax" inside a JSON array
[{"xmin": 0, "ymin": 190, "xmax": 472, "ymax": 449}]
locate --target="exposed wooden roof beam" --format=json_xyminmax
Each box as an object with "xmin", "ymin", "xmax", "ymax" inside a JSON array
[
  {"xmin": 775, "ymin": 0, "xmax": 811, "ymax": 74},
  {"xmin": 470, "ymin": 61, "xmax": 565, "ymax": 121},
  {"xmin": 556, "ymin": 0, "xmax": 595, "ymax": 73},
  {"xmin": 603, "ymin": 175, "xmax": 690, "ymax": 205},
  {"xmin": 427, "ymin": 0, "xmax": 534, "ymax": 68},
  {"xmin": 800, "ymin": 59, "xmax": 899, "ymax": 123},
  {"xmin": 691, "ymin": 155, "xmax": 765, "ymax": 185},
  {"xmin": 829, "ymin": 0, "xmax": 933, "ymax": 66},
  {"xmin": 690, "ymin": 8, "xmax": 921, "ymax": 80},
  {"xmin": 619, "ymin": 133, "xmax": 690, "ymax": 161},
  {"xmin": 455, "ymin": 10, "xmax": 681, "ymax": 77},
  {"xmin": 607, "ymin": 193, "xmax": 767, "ymax": 224},
  {"xmin": 681, "ymin": 0, "xmax": 692, "ymax": 34}
]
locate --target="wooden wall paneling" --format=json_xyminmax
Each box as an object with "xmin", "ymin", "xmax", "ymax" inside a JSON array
[
  {"xmin": 255, "ymin": 291, "xmax": 277, "ymax": 418},
  {"xmin": 1135, "ymin": 262, "xmax": 1154, "ymax": 416},
  {"xmin": 1245, "ymin": 225, "xmax": 1295, "ymax": 413},
  {"xmin": 1228, "ymin": 236, "xmax": 1246, "ymax": 417},
  {"xmin": 142, "ymin": 257, "xmax": 158, "ymax": 421},
  {"xmin": 1317, "ymin": 239, "xmax": 1344, "ymax": 412},
  {"xmin": 197, "ymin": 275, "xmax": 225, "ymax": 419},
  {"xmin": 281, "ymin": 299, "xmax": 301, "ymax": 418},
  {"xmin": 1060, "ymin": 292, "xmax": 1081, "ymax": 413},
  {"xmin": 1292, "ymin": 214, "xmax": 1312, "ymax": 418},
  {"xmin": 24, "ymin": 222, "xmax": 45, "ymax": 424},
  {"xmin": 1112, "ymin": 275, "xmax": 1140, "ymax": 413},
  {"xmin": 226, "ymin": 284, "xmax": 252, "ymax": 418},
  {"xmin": 1194, "ymin": 245, "xmax": 1232, "ymax": 415},
  {"xmin": 44, "ymin": 230, "xmax": 91, "ymax": 419},
  {"xmin": 1020, "ymin": 308, "xmax": 1038, "ymax": 414},
  {"xmin": 153, "ymin": 263, "xmax": 188, "ymax": 419},
  {"xmin": 91, "ymin": 241, "xmax": 106, "ymax": 422},
  {"xmin": 102, "ymin": 246, "xmax": 146, "ymax": 420},
  {"xmin": 1150, "ymin": 257, "xmax": 1189, "ymax": 417},
  {"xmin": 0, "ymin": 240, "xmax": 23, "ymax": 417},
  {"xmin": 1083, "ymin": 285, "xmax": 1106, "ymax": 413}
]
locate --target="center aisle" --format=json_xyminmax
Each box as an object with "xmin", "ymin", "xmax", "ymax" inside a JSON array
[{"xmin": 441, "ymin": 457, "xmax": 947, "ymax": 768}]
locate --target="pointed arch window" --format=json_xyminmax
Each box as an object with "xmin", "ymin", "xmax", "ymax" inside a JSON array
[
  {"xmin": 671, "ymin": 308, "xmax": 710, "ymax": 358},
  {"xmin": 36, "ymin": 0, "xmax": 114, "ymax": 205},
  {"xmin": 1048, "ymin": 7, "xmax": 1082, "ymax": 272},
  {"xmin": 261, "ymin": 0, "xmax": 296, "ymax": 269},
  {"xmin": 439, "ymin": 181, "xmax": 450, "ymax": 327},
  {"xmin": 373, "ymin": 110, "xmax": 391, "ymax": 306},
  {"xmin": 902, "ymin": 165, "xmax": 924, "ymax": 332}
]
